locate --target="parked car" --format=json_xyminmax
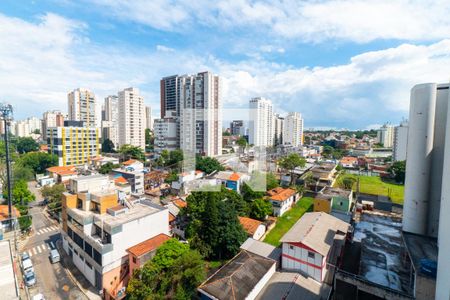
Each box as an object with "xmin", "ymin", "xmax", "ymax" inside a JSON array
[
  {"xmin": 24, "ymin": 270, "xmax": 36, "ymax": 287},
  {"xmin": 49, "ymin": 249, "xmax": 60, "ymax": 264},
  {"xmin": 21, "ymin": 252, "xmax": 30, "ymax": 262},
  {"xmin": 22, "ymin": 256, "xmax": 34, "ymax": 273}
]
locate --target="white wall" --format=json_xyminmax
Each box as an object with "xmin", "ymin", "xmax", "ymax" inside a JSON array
[
  {"xmin": 252, "ymin": 225, "xmax": 266, "ymax": 241},
  {"xmin": 247, "ymin": 263, "xmax": 276, "ymax": 300},
  {"xmin": 282, "ymin": 243, "xmax": 323, "ymax": 282}
]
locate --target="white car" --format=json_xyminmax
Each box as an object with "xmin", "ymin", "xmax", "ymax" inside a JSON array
[
  {"xmin": 22, "ymin": 257, "xmax": 34, "ymax": 274},
  {"xmin": 32, "ymin": 293, "xmax": 45, "ymax": 300}
]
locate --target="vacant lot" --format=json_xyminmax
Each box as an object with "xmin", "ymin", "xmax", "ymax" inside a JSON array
[
  {"xmin": 336, "ymin": 174, "xmax": 404, "ymax": 204},
  {"xmin": 263, "ymin": 197, "xmax": 314, "ymax": 247}
]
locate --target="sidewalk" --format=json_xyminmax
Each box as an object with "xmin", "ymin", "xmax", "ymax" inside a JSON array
[{"xmin": 56, "ymin": 239, "xmax": 102, "ymax": 300}]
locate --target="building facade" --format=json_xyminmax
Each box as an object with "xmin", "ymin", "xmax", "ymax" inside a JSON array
[
  {"xmin": 273, "ymin": 114, "xmax": 284, "ymax": 146},
  {"xmin": 154, "ymin": 113, "xmax": 179, "ymax": 154},
  {"xmin": 249, "ymin": 97, "xmax": 274, "ymax": 147},
  {"xmin": 230, "ymin": 120, "xmax": 244, "ymax": 136},
  {"xmin": 283, "ymin": 112, "xmax": 303, "ymax": 148},
  {"xmin": 118, "ymin": 87, "xmax": 146, "ymax": 150},
  {"xmin": 43, "ymin": 110, "xmax": 64, "ymax": 140},
  {"xmin": 403, "ymin": 83, "xmax": 450, "ymax": 299},
  {"xmin": 61, "ymin": 175, "xmax": 170, "ymax": 298},
  {"xmin": 145, "ymin": 106, "xmax": 153, "ymax": 130},
  {"xmin": 393, "ymin": 120, "xmax": 408, "ymax": 162},
  {"xmin": 377, "ymin": 123, "xmax": 394, "ymax": 147},
  {"xmin": 102, "ymin": 95, "xmax": 119, "ymax": 149},
  {"xmin": 68, "ymin": 88, "xmax": 97, "ymax": 127},
  {"xmin": 47, "ymin": 121, "xmax": 101, "ymax": 166}
]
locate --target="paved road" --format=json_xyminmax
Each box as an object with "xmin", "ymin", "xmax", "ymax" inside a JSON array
[{"xmin": 21, "ymin": 182, "xmax": 87, "ymax": 300}]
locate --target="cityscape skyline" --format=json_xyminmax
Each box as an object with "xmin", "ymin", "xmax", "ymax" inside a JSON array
[{"xmin": 3, "ymin": 1, "xmax": 450, "ymax": 128}]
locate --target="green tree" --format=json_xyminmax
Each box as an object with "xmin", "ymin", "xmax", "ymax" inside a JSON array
[
  {"xmin": 4, "ymin": 180, "xmax": 35, "ymax": 205},
  {"xmin": 195, "ymin": 156, "xmax": 224, "ymax": 174},
  {"xmin": 13, "ymin": 164, "xmax": 34, "ymax": 182},
  {"xmin": 17, "ymin": 152, "xmax": 58, "ymax": 174},
  {"xmin": 266, "ymin": 172, "xmax": 279, "ymax": 190},
  {"xmin": 337, "ymin": 175, "xmax": 357, "ymax": 190},
  {"xmin": 126, "ymin": 239, "xmax": 205, "ymax": 300},
  {"xmin": 102, "ymin": 139, "xmax": 115, "ymax": 153},
  {"xmin": 184, "ymin": 189, "xmax": 247, "ymax": 260},
  {"xmin": 16, "ymin": 204, "xmax": 32, "ymax": 232},
  {"xmin": 250, "ymin": 198, "xmax": 272, "ymax": 220},
  {"xmin": 278, "ymin": 153, "xmax": 306, "ymax": 184},
  {"xmin": 164, "ymin": 171, "xmax": 179, "ymax": 184},
  {"xmin": 16, "ymin": 137, "xmax": 39, "ymax": 154},
  {"xmin": 388, "ymin": 160, "xmax": 406, "ymax": 184},
  {"xmin": 168, "ymin": 149, "xmax": 184, "ymax": 167},
  {"xmin": 322, "ymin": 145, "xmax": 334, "ymax": 158},
  {"xmin": 119, "ymin": 144, "xmax": 145, "ymax": 161},
  {"xmin": 41, "ymin": 184, "xmax": 66, "ymax": 213},
  {"xmin": 98, "ymin": 162, "xmax": 119, "ymax": 174}
]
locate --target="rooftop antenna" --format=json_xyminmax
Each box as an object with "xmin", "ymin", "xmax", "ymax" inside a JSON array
[{"xmin": 0, "ymin": 103, "xmax": 13, "ymax": 229}]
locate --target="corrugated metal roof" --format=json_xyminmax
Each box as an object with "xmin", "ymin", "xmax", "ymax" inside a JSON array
[{"xmin": 280, "ymin": 212, "xmax": 350, "ymax": 256}]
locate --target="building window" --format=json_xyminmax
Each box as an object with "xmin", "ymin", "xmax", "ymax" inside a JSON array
[
  {"xmin": 308, "ymin": 251, "xmax": 315, "ymax": 259},
  {"xmin": 289, "ymin": 245, "xmax": 294, "ymax": 250},
  {"xmin": 86, "ymin": 261, "xmax": 92, "ymax": 269},
  {"xmin": 133, "ymin": 257, "xmax": 137, "ymax": 264}
]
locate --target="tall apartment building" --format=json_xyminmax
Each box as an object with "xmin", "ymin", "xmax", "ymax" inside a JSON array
[
  {"xmin": 230, "ymin": 120, "xmax": 244, "ymax": 136},
  {"xmin": 377, "ymin": 123, "xmax": 394, "ymax": 147},
  {"xmin": 68, "ymin": 88, "xmax": 97, "ymax": 127},
  {"xmin": 118, "ymin": 88, "xmax": 146, "ymax": 150},
  {"xmin": 154, "ymin": 112, "xmax": 178, "ymax": 154},
  {"xmin": 102, "ymin": 95, "xmax": 119, "ymax": 149},
  {"xmin": 47, "ymin": 121, "xmax": 101, "ymax": 166},
  {"xmin": 145, "ymin": 106, "xmax": 153, "ymax": 130},
  {"xmin": 179, "ymin": 72, "xmax": 222, "ymax": 156},
  {"xmin": 43, "ymin": 110, "xmax": 64, "ymax": 140},
  {"xmin": 402, "ymin": 83, "xmax": 450, "ymax": 299},
  {"xmin": 273, "ymin": 114, "xmax": 284, "ymax": 145},
  {"xmin": 61, "ymin": 175, "xmax": 169, "ymax": 298},
  {"xmin": 283, "ymin": 112, "xmax": 304, "ymax": 147},
  {"xmin": 159, "ymin": 72, "xmax": 222, "ymax": 156},
  {"xmin": 393, "ymin": 120, "xmax": 408, "ymax": 161},
  {"xmin": 249, "ymin": 97, "xmax": 274, "ymax": 147}
]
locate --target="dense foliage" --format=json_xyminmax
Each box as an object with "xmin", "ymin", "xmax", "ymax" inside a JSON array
[
  {"xmin": 119, "ymin": 144, "xmax": 145, "ymax": 161},
  {"xmin": 98, "ymin": 162, "xmax": 120, "ymax": 174},
  {"xmin": 183, "ymin": 188, "xmax": 247, "ymax": 260},
  {"xmin": 388, "ymin": 160, "xmax": 406, "ymax": 184},
  {"xmin": 278, "ymin": 153, "xmax": 306, "ymax": 184},
  {"xmin": 249, "ymin": 198, "xmax": 272, "ymax": 220},
  {"xmin": 41, "ymin": 184, "xmax": 66, "ymax": 214},
  {"xmin": 126, "ymin": 239, "xmax": 206, "ymax": 300},
  {"xmin": 18, "ymin": 152, "xmax": 58, "ymax": 174},
  {"xmin": 16, "ymin": 137, "xmax": 39, "ymax": 154},
  {"xmin": 102, "ymin": 139, "xmax": 115, "ymax": 153},
  {"xmin": 195, "ymin": 156, "xmax": 224, "ymax": 174}
]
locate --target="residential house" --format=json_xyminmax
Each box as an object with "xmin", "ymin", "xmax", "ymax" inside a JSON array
[
  {"xmin": 46, "ymin": 166, "xmax": 78, "ymax": 184},
  {"xmin": 214, "ymin": 171, "xmax": 250, "ymax": 193},
  {"xmin": 171, "ymin": 170, "xmax": 204, "ymax": 194},
  {"xmin": 339, "ymin": 156, "xmax": 358, "ymax": 169},
  {"xmin": 60, "ymin": 175, "xmax": 170, "ymax": 299},
  {"xmin": 308, "ymin": 163, "xmax": 337, "ymax": 192},
  {"xmin": 126, "ymin": 233, "xmax": 171, "ymax": 277},
  {"xmin": 280, "ymin": 212, "xmax": 350, "ymax": 283},
  {"xmin": 314, "ymin": 187, "xmax": 353, "ymax": 222},
  {"xmin": 197, "ymin": 250, "xmax": 276, "ymax": 300},
  {"xmin": 144, "ymin": 170, "xmax": 168, "ymax": 190},
  {"xmin": 112, "ymin": 160, "xmax": 144, "ymax": 195},
  {"xmin": 239, "ymin": 217, "xmax": 266, "ymax": 240},
  {"xmin": 0, "ymin": 205, "xmax": 20, "ymax": 230},
  {"xmin": 267, "ymin": 187, "xmax": 299, "ymax": 217},
  {"xmin": 90, "ymin": 156, "xmax": 120, "ymax": 169}
]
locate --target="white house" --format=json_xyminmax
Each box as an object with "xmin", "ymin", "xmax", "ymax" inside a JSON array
[
  {"xmin": 239, "ymin": 217, "xmax": 266, "ymax": 240},
  {"xmin": 267, "ymin": 187, "xmax": 299, "ymax": 217},
  {"xmin": 280, "ymin": 212, "xmax": 349, "ymax": 283}
]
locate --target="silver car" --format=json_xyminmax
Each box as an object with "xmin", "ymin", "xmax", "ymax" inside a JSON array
[{"xmin": 24, "ymin": 270, "xmax": 36, "ymax": 287}]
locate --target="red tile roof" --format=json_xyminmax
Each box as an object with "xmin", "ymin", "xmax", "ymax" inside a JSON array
[
  {"xmin": 238, "ymin": 216, "xmax": 263, "ymax": 236},
  {"xmin": 228, "ymin": 172, "xmax": 240, "ymax": 181},
  {"xmin": 123, "ymin": 159, "xmax": 137, "ymax": 166},
  {"xmin": 126, "ymin": 234, "xmax": 171, "ymax": 257},
  {"xmin": 169, "ymin": 213, "xmax": 176, "ymax": 223},
  {"xmin": 0, "ymin": 205, "xmax": 20, "ymax": 221},
  {"xmin": 173, "ymin": 199, "xmax": 187, "ymax": 208},
  {"xmin": 267, "ymin": 188, "xmax": 297, "ymax": 202},
  {"xmin": 114, "ymin": 176, "xmax": 128, "ymax": 184},
  {"xmin": 46, "ymin": 166, "xmax": 77, "ymax": 175}
]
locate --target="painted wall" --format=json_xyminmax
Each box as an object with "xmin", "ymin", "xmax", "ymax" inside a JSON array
[{"xmin": 282, "ymin": 242, "xmax": 324, "ymax": 282}]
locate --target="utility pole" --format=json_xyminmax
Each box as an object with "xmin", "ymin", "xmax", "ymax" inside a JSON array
[{"xmin": 0, "ymin": 104, "xmax": 14, "ymax": 229}]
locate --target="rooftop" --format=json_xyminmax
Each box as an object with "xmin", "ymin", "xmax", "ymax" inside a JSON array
[
  {"xmin": 172, "ymin": 199, "xmax": 187, "ymax": 208},
  {"xmin": 403, "ymin": 232, "xmax": 438, "ymax": 278},
  {"xmin": 198, "ymin": 250, "xmax": 276, "ymax": 300},
  {"xmin": 239, "ymin": 217, "xmax": 263, "ymax": 236},
  {"xmin": 46, "ymin": 165, "xmax": 76, "ymax": 175},
  {"xmin": 240, "ymin": 238, "xmax": 281, "ymax": 261},
  {"xmin": 122, "ymin": 159, "xmax": 138, "ymax": 166},
  {"xmin": 267, "ymin": 187, "xmax": 297, "ymax": 202},
  {"xmin": 316, "ymin": 187, "xmax": 352, "ymax": 200},
  {"xmin": 126, "ymin": 233, "xmax": 171, "ymax": 257},
  {"xmin": 0, "ymin": 205, "xmax": 20, "ymax": 222},
  {"xmin": 280, "ymin": 212, "xmax": 350, "ymax": 256}
]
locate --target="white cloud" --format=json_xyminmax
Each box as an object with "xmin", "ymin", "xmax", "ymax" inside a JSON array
[
  {"xmin": 1, "ymin": 12, "xmax": 450, "ymax": 128},
  {"xmin": 87, "ymin": 0, "xmax": 450, "ymax": 43},
  {"xmin": 156, "ymin": 45, "xmax": 175, "ymax": 52}
]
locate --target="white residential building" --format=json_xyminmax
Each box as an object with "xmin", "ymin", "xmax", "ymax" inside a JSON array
[
  {"xmin": 103, "ymin": 95, "xmax": 119, "ymax": 149},
  {"xmin": 118, "ymin": 87, "xmax": 146, "ymax": 150},
  {"xmin": 145, "ymin": 106, "xmax": 153, "ymax": 130},
  {"xmin": 249, "ymin": 97, "xmax": 274, "ymax": 147},
  {"xmin": 402, "ymin": 82, "xmax": 450, "ymax": 300},
  {"xmin": 68, "ymin": 88, "xmax": 97, "ymax": 127},
  {"xmin": 14, "ymin": 117, "xmax": 43, "ymax": 137},
  {"xmin": 43, "ymin": 110, "xmax": 64, "ymax": 140},
  {"xmin": 61, "ymin": 175, "xmax": 169, "ymax": 297},
  {"xmin": 283, "ymin": 112, "xmax": 304, "ymax": 148},
  {"xmin": 154, "ymin": 112, "xmax": 179, "ymax": 154},
  {"xmin": 393, "ymin": 120, "xmax": 408, "ymax": 162},
  {"xmin": 273, "ymin": 114, "xmax": 284, "ymax": 146},
  {"xmin": 377, "ymin": 123, "xmax": 394, "ymax": 147},
  {"xmin": 179, "ymin": 71, "xmax": 222, "ymax": 156}
]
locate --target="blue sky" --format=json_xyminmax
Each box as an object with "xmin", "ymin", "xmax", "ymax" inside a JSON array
[{"xmin": 1, "ymin": 0, "xmax": 450, "ymax": 129}]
